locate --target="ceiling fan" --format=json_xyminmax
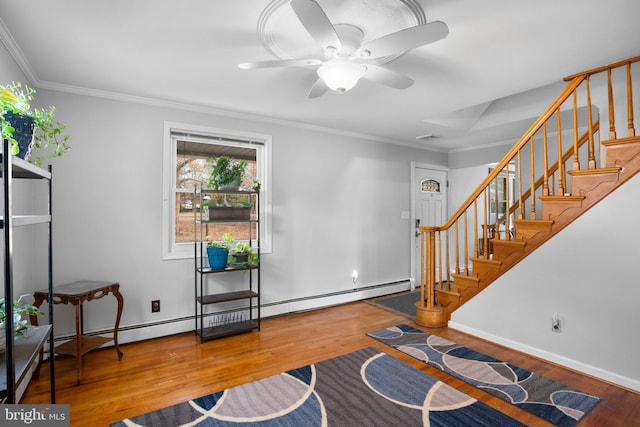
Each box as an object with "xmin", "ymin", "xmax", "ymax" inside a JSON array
[{"xmin": 238, "ymin": 0, "xmax": 449, "ymax": 98}]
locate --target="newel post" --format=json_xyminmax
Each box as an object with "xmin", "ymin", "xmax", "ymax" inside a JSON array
[{"xmin": 415, "ymin": 226, "xmax": 447, "ymax": 328}]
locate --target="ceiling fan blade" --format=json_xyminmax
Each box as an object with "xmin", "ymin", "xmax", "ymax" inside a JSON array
[
  {"xmin": 238, "ymin": 58, "xmax": 322, "ymax": 69},
  {"xmin": 290, "ymin": 0, "xmax": 342, "ymax": 51},
  {"xmin": 363, "ymin": 65, "xmax": 413, "ymax": 89},
  {"xmin": 307, "ymin": 78, "xmax": 329, "ymax": 98},
  {"xmin": 356, "ymin": 21, "xmax": 449, "ymax": 59}
]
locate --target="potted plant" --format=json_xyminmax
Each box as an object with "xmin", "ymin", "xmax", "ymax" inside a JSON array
[
  {"xmin": 206, "ymin": 232, "xmax": 234, "ymax": 270},
  {"xmin": 230, "ymin": 242, "xmax": 252, "ymax": 266},
  {"xmin": 206, "ymin": 155, "xmax": 262, "ymax": 192},
  {"xmin": 0, "ymin": 294, "xmax": 43, "ymax": 353},
  {"xmin": 207, "ymin": 156, "xmax": 248, "ymax": 190},
  {"xmin": 0, "ymin": 81, "xmax": 71, "ymax": 166}
]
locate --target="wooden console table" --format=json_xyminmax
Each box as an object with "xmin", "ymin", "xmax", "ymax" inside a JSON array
[{"xmin": 33, "ymin": 280, "xmax": 124, "ymax": 384}]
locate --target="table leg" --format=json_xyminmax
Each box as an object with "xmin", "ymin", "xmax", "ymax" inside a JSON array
[
  {"xmin": 112, "ymin": 285, "xmax": 124, "ymax": 360},
  {"xmin": 74, "ymin": 304, "xmax": 82, "ymax": 385}
]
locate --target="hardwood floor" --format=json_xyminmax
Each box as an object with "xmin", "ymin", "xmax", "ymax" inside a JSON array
[{"xmin": 22, "ymin": 301, "xmax": 640, "ymax": 426}]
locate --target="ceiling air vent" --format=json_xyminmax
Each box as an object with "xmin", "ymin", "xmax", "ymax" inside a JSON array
[{"xmin": 415, "ymin": 134, "xmax": 441, "ymax": 141}]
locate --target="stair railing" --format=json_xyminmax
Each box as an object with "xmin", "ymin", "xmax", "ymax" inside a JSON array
[{"xmin": 418, "ymin": 56, "xmax": 640, "ymax": 323}]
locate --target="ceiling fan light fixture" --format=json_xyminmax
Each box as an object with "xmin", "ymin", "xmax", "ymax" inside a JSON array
[{"xmin": 317, "ymin": 61, "xmax": 367, "ymax": 93}]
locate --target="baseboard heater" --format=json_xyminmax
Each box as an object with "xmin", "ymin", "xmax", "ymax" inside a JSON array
[
  {"xmin": 50, "ymin": 279, "xmax": 411, "ymax": 343},
  {"xmin": 260, "ymin": 279, "xmax": 410, "ymax": 313}
]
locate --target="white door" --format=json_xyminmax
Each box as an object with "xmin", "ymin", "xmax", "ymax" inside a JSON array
[{"xmin": 412, "ymin": 165, "xmax": 448, "ymax": 287}]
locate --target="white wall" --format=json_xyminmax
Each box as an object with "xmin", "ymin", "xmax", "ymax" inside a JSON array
[
  {"xmin": 27, "ymin": 87, "xmax": 446, "ymax": 342},
  {"xmin": 450, "ymin": 173, "xmax": 640, "ymax": 391}
]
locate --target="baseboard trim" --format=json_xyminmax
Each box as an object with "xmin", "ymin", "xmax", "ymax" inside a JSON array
[{"xmin": 448, "ymin": 321, "xmax": 640, "ymax": 393}]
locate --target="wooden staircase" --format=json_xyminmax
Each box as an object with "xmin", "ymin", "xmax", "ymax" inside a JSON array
[{"xmin": 415, "ymin": 56, "xmax": 640, "ymax": 327}]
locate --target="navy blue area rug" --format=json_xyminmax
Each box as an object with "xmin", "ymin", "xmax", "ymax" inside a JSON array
[
  {"xmin": 368, "ymin": 324, "xmax": 600, "ymax": 427},
  {"xmin": 110, "ymin": 346, "xmax": 526, "ymax": 426}
]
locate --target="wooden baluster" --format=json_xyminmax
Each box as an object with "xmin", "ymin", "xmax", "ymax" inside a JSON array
[
  {"xmin": 587, "ymin": 75, "xmax": 596, "ymax": 169},
  {"xmin": 463, "ymin": 210, "xmax": 469, "ymax": 275},
  {"xmin": 530, "ymin": 137, "xmax": 536, "ymax": 219},
  {"xmin": 608, "ymin": 67, "xmax": 617, "ymax": 140},
  {"xmin": 493, "ymin": 177, "xmax": 500, "ymax": 240},
  {"xmin": 445, "ymin": 229, "xmax": 451, "ymax": 289},
  {"xmin": 505, "ymin": 164, "xmax": 510, "ymax": 239},
  {"xmin": 426, "ymin": 230, "xmax": 436, "ymax": 309},
  {"xmin": 543, "ymin": 123, "xmax": 550, "ymax": 196},
  {"xmin": 455, "ymin": 220, "xmax": 460, "ymax": 275},
  {"xmin": 420, "ymin": 228, "xmax": 425, "ymax": 304},
  {"xmin": 573, "ymin": 90, "xmax": 581, "ymax": 171},
  {"xmin": 557, "ymin": 108, "xmax": 565, "ymax": 196},
  {"xmin": 516, "ymin": 150, "xmax": 524, "ymax": 219},
  {"xmin": 517, "ymin": 151, "xmax": 523, "ymax": 219},
  {"xmin": 483, "ymin": 188, "xmax": 489, "ymax": 258},
  {"xmin": 473, "ymin": 198, "xmax": 479, "ymax": 257},
  {"xmin": 628, "ymin": 62, "xmax": 636, "ymax": 137},
  {"xmin": 437, "ymin": 230, "xmax": 442, "ymax": 289}
]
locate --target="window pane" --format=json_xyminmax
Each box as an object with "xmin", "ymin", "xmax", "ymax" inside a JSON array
[{"xmin": 174, "ymin": 139, "xmax": 257, "ymax": 244}]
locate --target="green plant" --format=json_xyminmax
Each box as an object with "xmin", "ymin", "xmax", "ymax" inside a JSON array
[
  {"xmin": 0, "ymin": 294, "xmax": 43, "ymax": 338},
  {"xmin": 232, "ymin": 242, "xmax": 252, "ymax": 254},
  {"xmin": 248, "ymin": 252, "xmax": 260, "ymax": 266},
  {"xmin": 0, "ymin": 81, "xmax": 70, "ymax": 165},
  {"xmin": 230, "ymin": 242, "xmax": 259, "ymax": 266},
  {"xmin": 207, "ymin": 156, "xmax": 247, "ymax": 190},
  {"xmin": 206, "ymin": 232, "xmax": 234, "ymax": 250},
  {"xmin": 206, "ymin": 156, "xmax": 262, "ymax": 191}
]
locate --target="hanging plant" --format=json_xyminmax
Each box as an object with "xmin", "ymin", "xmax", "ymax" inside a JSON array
[{"xmin": 0, "ymin": 81, "xmax": 71, "ymax": 165}]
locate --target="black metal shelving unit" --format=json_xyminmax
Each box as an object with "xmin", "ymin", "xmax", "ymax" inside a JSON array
[
  {"xmin": 1, "ymin": 138, "xmax": 55, "ymax": 403},
  {"xmin": 194, "ymin": 188, "xmax": 260, "ymax": 343}
]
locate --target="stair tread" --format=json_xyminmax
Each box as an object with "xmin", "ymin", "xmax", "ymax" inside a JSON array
[
  {"xmin": 491, "ymin": 239, "xmax": 526, "ymax": 247},
  {"xmin": 513, "ymin": 219, "xmax": 554, "ymax": 225},
  {"xmin": 450, "ymin": 273, "xmax": 479, "ymax": 281},
  {"xmin": 568, "ymin": 166, "xmax": 622, "ymax": 176},
  {"xmin": 539, "ymin": 194, "xmax": 586, "ymax": 201},
  {"xmin": 470, "ymin": 257, "xmax": 501, "ymax": 265},
  {"xmin": 601, "ymin": 135, "xmax": 640, "ymax": 146},
  {"xmin": 436, "ymin": 288, "xmax": 461, "ymax": 296}
]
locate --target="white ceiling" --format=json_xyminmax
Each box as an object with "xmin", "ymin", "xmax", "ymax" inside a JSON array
[{"xmin": 1, "ymin": 0, "xmax": 638, "ymax": 152}]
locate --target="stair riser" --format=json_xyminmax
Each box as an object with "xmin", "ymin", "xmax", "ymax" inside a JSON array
[
  {"xmin": 604, "ymin": 139, "xmax": 640, "ymax": 168},
  {"xmin": 451, "ymin": 275, "xmax": 480, "ymax": 290},
  {"xmin": 541, "ymin": 199, "xmax": 583, "ymax": 221},
  {"xmin": 571, "ymin": 172, "xmax": 620, "ymax": 196}
]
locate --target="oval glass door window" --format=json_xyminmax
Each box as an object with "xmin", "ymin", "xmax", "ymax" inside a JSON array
[{"xmin": 421, "ymin": 179, "xmax": 441, "ymax": 193}]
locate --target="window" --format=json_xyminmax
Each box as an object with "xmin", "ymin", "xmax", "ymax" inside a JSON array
[
  {"xmin": 162, "ymin": 122, "xmax": 272, "ymax": 259},
  {"xmin": 487, "ymin": 163, "xmax": 515, "ymax": 237}
]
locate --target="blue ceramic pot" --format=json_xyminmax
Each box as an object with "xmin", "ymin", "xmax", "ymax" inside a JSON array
[{"xmin": 206, "ymin": 246, "xmax": 229, "ymax": 270}]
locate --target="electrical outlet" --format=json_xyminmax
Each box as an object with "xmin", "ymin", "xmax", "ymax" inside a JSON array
[
  {"xmin": 552, "ymin": 313, "xmax": 561, "ymax": 333},
  {"xmin": 152, "ymin": 300, "xmax": 160, "ymax": 313}
]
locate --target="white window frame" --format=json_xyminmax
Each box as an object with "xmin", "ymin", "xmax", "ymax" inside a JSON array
[{"xmin": 162, "ymin": 121, "xmax": 272, "ymax": 260}]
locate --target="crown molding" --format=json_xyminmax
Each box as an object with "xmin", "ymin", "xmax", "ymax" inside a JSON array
[
  {"xmin": 37, "ymin": 79, "xmax": 439, "ymax": 151},
  {"xmin": 0, "ymin": 16, "xmax": 39, "ymax": 85}
]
